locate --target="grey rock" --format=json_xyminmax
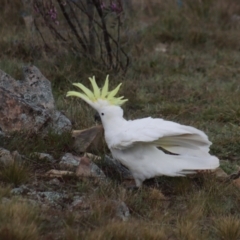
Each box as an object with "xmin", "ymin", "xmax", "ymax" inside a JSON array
[
  {"xmin": 0, "ymin": 65, "xmax": 72, "ymax": 134},
  {"xmin": 39, "ymin": 191, "xmax": 66, "ymax": 203},
  {"xmin": 50, "ymin": 111, "xmax": 72, "ymax": 134},
  {"xmin": 231, "ymin": 14, "xmax": 240, "ymax": 22},
  {"xmin": 69, "ymin": 196, "xmax": 90, "ymax": 211},
  {"xmin": 0, "ymin": 130, "xmax": 5, "ymax": 137},
  {"xmin": 0, "ymin": 148, "xmax": 23, "ymax": 165},
  {"xmin": 11, "ymin": 185, "xmax": 30, "ymax": 195},
  {"xmin": 76, "ymin": 156, "xmax": 106, "ymax": 179},
  {"xmin": 114, "ymin": 201, "xmax": 130, "ymax": 221},
  {"xmin": 71, "ymin": 198, "xmax": 83, "ymax": 208},
  {"xmin": 48, "ymin": 178, "xmax": 61, "ymax": 185},
  {"xmin": 89, "ymin": 161, "xmax": 106, "ymax": 178},
  {"xmin": 11, "ymin": 150, "xmax": 23, "ymax": 164},
  {"xmin": 0, "ymin": 147, "xmax": 14, "ymax": 165},
  {"xmin": 0, "ymin": 87, "xmax": 50, "ymax": 132},
  {"xmin": 59, "ymin": 153, "xmax": 81, "ymax": 170},
  {"xmin": 25, "ymin": 190, "xmax": 68, "ymax": 208},
  {"xmin": 0, "ymin": 66, "xmax": 55, "ymax": 110},
  {"xmin": 105, "ymin": 155, "xmax": 133, "ymax": 180},
  {"xmin": 31, "ymin": 152, "xmax": 55, "ymax": 163}
]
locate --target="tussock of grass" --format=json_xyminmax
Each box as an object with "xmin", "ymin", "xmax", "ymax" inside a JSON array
[
  {"xmin": 175, "ymin": 218, "xmax": 203, "ymax": 240},
  {"xmin": 0, "ymin": 162, "xmax": 30, "ymax": 187},
  {"xmin": 70, "ymin": 221, "xmax": 167, "ymax": 240},
  {"xmin": 214, "ymin": 215, "xmax": 240, "ymax": 240},
  {"xmin": 0, "ymin": 200, "xmax": 39, "ymax": 240}
]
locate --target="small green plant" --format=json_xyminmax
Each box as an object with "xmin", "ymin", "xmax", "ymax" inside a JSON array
[{"xmin": 220, "ymin": 161, "xmax": 238, "ymax": 175}]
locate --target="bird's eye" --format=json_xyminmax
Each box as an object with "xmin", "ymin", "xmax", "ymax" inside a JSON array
[{"xmin": 101, "ymin": 113, "xmax": 104, "ymax": 116}]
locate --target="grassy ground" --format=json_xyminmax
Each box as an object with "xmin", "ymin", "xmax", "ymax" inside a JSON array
[{"xmin": 1, "ymin": 0, "xmax": 240, "ymax": 239}]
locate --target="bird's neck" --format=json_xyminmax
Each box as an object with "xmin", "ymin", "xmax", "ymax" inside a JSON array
[
  {"xmin": 102, "ymin": 117, "xmax": 126, "ymax": 148},
  {"xmin": 102, "ymin": 116, "xmax": 126, "ymax": 132}
]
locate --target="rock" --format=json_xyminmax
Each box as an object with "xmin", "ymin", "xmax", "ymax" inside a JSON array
[
  {"xmin": 48, "ymin": 178, "xmax": 61, "ymax": 186},
  {"xmin": 59, "ymin": 153, "xmax": 81, "ymax": 170},
  {"xmin": 213, "ymin": 167, "xmax": 229, "ymax": 180},
  {"xmin": 155, "ymin": 42, "xmax": 168, "ymax": 53},
  {"xmin": 45, "ymin": 169, "xmax": 75, "ymax": 178},
  {"xmin": 105, "ymin": 155, "xmax": 134, "ymax": 180},
  {"xmin": 0, "ymin": 65, "xmax": 72, "ymax": 134},
  {"xmin": 0, "ymin": 147, "xmax": 15, "ymax": 165},
  {"xmin": 11, "ymin": 185, "xmax": 30, "ymax": 195},
  {"xmin": 233, "ymin": 178, "xmax": 240, "ymax": 188},
  {"xmin": 39, "ymin": 191, "xmax": 67, "ymax": 205},
  {"xmin": 0, "ymin": 130, "xmax": 5, "ymax": 137},
  {"xmin": 231, "ymin": 14, "xmax": 240, "ymax": 23},
  {"xmin": 69, "ymin": 197, "xmax": 90, "ymax": 211},
  {"xmin": 70, "ymin": 198, "xmax": 84, "ymax": 209},
  {"xmin": 76, "ymin": 157, "xmax": 106, "ymax": 179},
  {"xmin": 113, "ymin": 200, "xmax": 130, "ymax": 221},
  {"xmin": 11, "ymin": 150, "xmax": 23, "ymax": 163},
  {"xmin": 23, "ymin": 190, "xmax": 70, "ymax": 208},
  {"xmin": 31, "ymin": 152, "xmax": 55, "ymax": 163},
  {"xmin": 0, "ymin": 87, "xmax": 50, "ymax": 132},
  {"xmin": 72, "ymin": 125, "xmax": 104, "ymax": 153},
  {"xmin": 0, "ymin": 148, "xmax": 22, "ymax": 165},
  {"xmin": 84, "ymin": 152, "xmax": 101, "ymax": 161}
]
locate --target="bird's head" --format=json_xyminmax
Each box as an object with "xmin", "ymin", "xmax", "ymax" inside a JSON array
[{"xmin": 66, "ymin": 75, "xmax": 128, "ymax": 124}]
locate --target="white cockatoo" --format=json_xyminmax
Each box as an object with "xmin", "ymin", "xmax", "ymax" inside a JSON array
[{"xmin": 67, "ymin": 76, "xmax": 219, "ymax": 187}]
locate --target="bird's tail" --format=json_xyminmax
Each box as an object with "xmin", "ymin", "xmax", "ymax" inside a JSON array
[{"xmin": 160, "ymin": 154, "xmax": 219, "ymax": 176}]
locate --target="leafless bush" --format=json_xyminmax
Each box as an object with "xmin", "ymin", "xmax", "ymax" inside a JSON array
[{"xmin": 33, "ymin": 0, "xmax": 129, "ymax": 72}]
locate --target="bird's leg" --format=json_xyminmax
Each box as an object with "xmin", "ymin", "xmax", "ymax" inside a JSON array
[
  {"xmin": 123, "ymin": 178, "xmax": 140, "ymax": 191},
  {"xmin": 123, "ymin": 178, "xmax": 142, "ymax": 191},
  {"xmin": 134, "ymin": 178, "xmax": 143, "ymax": 188}
]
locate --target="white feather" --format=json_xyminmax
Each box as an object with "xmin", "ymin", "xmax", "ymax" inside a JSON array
[{"xmin": 97, "ymin": 105, "xmax": 219, "ymax": 187}]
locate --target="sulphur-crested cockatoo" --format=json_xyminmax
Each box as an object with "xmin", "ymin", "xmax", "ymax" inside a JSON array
[{"xmin": 67, "ymin": 76, "xmax": 219, "ymax": 187}]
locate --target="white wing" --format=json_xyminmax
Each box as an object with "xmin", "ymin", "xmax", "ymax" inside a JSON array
[{"xmin": 110, "ymin": 117, "xmax": 211, "ymax": 155}]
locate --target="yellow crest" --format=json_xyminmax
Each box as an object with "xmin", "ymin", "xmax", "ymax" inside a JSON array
[{"xmin": 66, "ymin": 75, "xmax": 128, "ymax": 107}]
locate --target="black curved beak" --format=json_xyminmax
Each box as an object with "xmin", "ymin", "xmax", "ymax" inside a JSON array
[{"xmin": 94, "ymin": 112, "xmax": 101, "ymax": 123}]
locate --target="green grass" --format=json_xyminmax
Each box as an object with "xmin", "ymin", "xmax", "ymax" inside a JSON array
[{"xmin": 1, "ymin": 0, "xmax": 240, "ymax": 239}]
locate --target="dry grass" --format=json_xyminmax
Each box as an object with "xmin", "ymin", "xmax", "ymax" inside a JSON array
[
  {"xmin": 75, "ymin": 221, "xmax": 168, "ymax": 240},
  {"xmin": 0, "ymin": 200, "xmax": 40, "ymax": 240},
  {"xmin": 214, "ymin": 215, "xmax": 240, "ymax": 240}
]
